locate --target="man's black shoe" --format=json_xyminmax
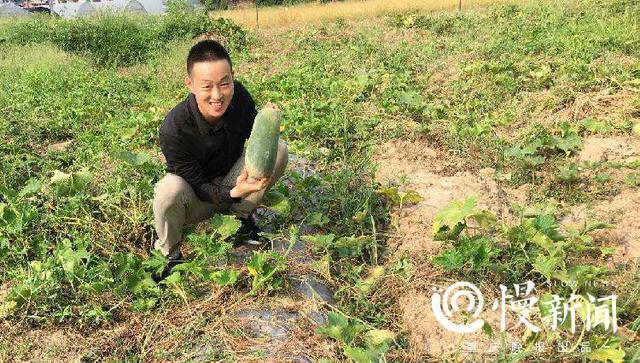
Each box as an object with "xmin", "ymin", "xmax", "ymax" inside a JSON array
[
  {"xmin": 151, "ymin": 252, "xmax": 185, "ymax": 284},
  {"xmin": 234, "ymin": 215, "xmax": 268, "ymax": 246}
]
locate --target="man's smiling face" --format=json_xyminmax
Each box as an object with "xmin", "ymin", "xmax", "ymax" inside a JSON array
[{"xmin": 185, "ymin": 59, "xmax": 234, "ymax": 123}]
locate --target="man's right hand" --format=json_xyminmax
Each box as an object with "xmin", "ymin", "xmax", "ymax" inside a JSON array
[
  {"xmin": 230, "ymin": 169, "xmax": 270, "ymax": 199},
  {"xmin": 264, "ymin": 102, "xmax": 279, "ymax": 112}
]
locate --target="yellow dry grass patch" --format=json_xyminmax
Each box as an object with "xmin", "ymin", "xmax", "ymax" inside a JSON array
[{"xmin": 213, "ymin": 0, "xmax": 525, "ymax": 30}]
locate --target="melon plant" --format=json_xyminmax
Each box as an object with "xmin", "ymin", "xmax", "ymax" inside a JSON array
[{"xmin": 245, "ymin": 105, "xmax": 281, "ymax": 179}]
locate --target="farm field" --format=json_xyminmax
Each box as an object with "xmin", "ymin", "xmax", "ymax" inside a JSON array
[
  {"xmin": 213, "ymin": 0, "xmax": 521, "ymax": 30},
  {"xmin": 0, "ymin": 0, "xmax": 639, "ymax": 361}
]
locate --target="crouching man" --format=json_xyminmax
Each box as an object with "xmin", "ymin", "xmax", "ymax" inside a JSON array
[{"xmin": 152, "ymin": 39, "xmax": 288, "ymax": 281}]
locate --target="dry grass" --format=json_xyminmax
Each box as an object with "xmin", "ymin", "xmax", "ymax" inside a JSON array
[{"xmin": 213, "ymin": 0, "xmax": 526, "ymax": 30}]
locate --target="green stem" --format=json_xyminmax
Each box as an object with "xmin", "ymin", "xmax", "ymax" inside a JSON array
[
  {"xmin": 370, "ymin": 215, "xmax": 378, "ymax": 266},
  {"xmin": 246, "ymin": 225, "xmax": 298, "ymax": 296}
]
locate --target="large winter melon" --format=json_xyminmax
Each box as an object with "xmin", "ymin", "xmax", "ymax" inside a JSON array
[{"xmin": 245, "ymin": 106, "xmax": 281, "ymax": 179}]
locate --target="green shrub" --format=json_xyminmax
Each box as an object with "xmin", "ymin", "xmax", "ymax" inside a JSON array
[{"xmin": 0, "ymin": 11, "xmax": 247, "ymax": 67}]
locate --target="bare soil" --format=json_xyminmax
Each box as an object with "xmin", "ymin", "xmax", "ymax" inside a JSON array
[
  {"xmin": 563, "ymin": 135, "xmax": 640, "ymax": 264},
  {"xmin": 374, "ymin": 138, "xmax": 528, "ymax": 259},
  {"xmin": 374, "ymin": 135, "xmax": 640, "ymax": 358},
  {"xmin": 374, "ymin": 138, "xmax": 528, "ymax": 358},
  {"xmin": 563, "ymin": 188, "xmax": 640, "ymax": 263},
  {"xmin": 577, "ymin": 136, "xmax": 640, "ymax": 164}
]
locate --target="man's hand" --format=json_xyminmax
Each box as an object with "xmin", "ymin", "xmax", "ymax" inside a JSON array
[
  {"xmin": 230, "ymin": 169, "xmax": 270, "ymax": 199},
  {"xmin": 264, "ymin": 102, "xmax": 279, "ymax": 112}
]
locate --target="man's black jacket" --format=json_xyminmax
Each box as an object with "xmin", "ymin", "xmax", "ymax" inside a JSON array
[{"xmin": 159, "ymin": 80, "xmax": 257, "ymax": 204}]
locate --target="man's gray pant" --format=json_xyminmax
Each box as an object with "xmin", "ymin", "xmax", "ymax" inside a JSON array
[{"xmin": 152, "ymin": 140, "xmax": 288, "ymax": 257}]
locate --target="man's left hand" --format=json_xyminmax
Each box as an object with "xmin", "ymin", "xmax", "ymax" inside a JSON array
[{"xmin": 230, "ymin": 169, "xmax": 270, "ymax": 199}]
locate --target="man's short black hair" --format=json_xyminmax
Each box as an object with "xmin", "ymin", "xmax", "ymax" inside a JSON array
[{"xmin": 187, "ymin": 40, "xmax": 232, "ymax": 75}]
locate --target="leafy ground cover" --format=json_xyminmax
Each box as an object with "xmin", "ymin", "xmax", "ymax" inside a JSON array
[{"xmin": 0, "ymin": 0, "xmax": 639, "ymax": 361}]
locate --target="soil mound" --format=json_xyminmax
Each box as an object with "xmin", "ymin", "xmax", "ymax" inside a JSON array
[
  {"xmin": 578, "ymin": 136, "xmax": 640, "ymax": 164},
  {"xmin": 374, "ymin": 138, "xmax": 526, "ymax": 358},
  {"xmin": 374, "ymin": 139, "xmax": 528, "ymax": 258}
]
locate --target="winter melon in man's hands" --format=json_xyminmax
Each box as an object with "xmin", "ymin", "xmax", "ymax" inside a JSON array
[{"xmin": 245, "ymin": 105, "xmax": 281, "ymax": 179}]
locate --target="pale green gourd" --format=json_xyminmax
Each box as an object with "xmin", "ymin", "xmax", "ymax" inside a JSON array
[{"xmin": 245, "ymin": 106, "xmax": 281, "ymax": 179}]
